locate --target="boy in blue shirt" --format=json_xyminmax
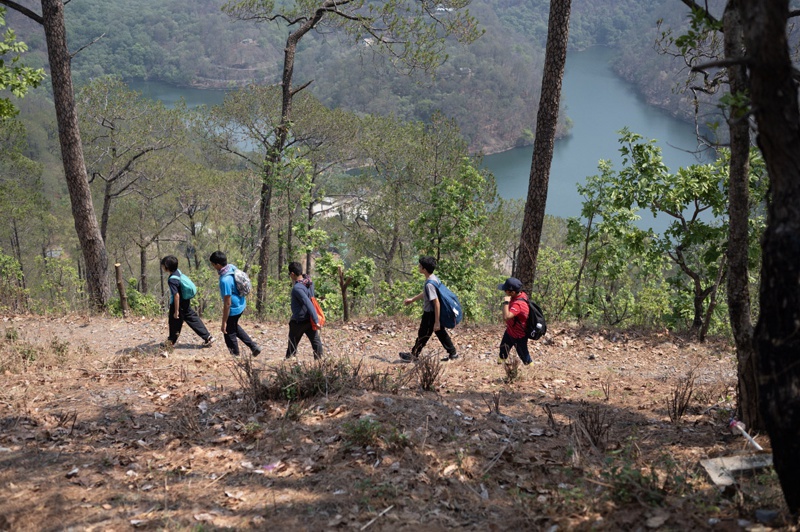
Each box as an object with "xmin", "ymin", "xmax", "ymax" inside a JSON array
[
  {"xmin": 209, "ymin": 251, "xmax": 261, "ymax": 357},
  {"xmin": 160, "ymin": 255, "xmax": 214, "ymax": 348}
]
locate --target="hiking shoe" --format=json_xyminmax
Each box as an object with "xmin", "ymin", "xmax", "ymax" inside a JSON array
[
  {"xmin": 497, "ymin": 356, "xmax": 508, "ymax": 365},
  {"xmin": 160, "ymin": 339, "xmax": 175, "ymax": 349},
  {"xmin": 251, "ymin": 345, "xmax": 261, "ymax": 358},
  {"xmin": 202, "ymin": 335, "xmax": 215, "ymax": 347},
  {"xmin": 441, "ymin": 353, "xmax": 459, "ymax": 362},
  {"xmin": 399, "ymin": 352, "xmax": 418, "ymax": 362}
]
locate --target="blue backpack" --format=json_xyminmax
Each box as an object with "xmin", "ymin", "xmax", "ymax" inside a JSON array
[{"xmin": 426, "ymin": 279, "xmax": 463, "ymax": 329}]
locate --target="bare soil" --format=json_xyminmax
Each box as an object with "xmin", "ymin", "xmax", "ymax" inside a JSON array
[{"xmin": 0, "ymin": 313, "xmax": 791, "ymax": 531}]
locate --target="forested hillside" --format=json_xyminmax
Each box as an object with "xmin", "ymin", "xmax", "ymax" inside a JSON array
[{"xmin": 8, "ymin": 0, "xmax": 697, "ymax": 153}]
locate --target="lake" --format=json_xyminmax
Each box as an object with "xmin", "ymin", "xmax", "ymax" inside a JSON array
[
  {"xmin": 483, "ymin": 47, "xmax": 709, "ymax": 228},
  {"xmin": 130, "ymin": 47, "xmax": 706, "ymax": 228}
]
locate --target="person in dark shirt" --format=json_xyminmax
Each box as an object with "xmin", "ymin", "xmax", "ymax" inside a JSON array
[
  {"xmin": 286, "ymin": 261, "xmax": 323, "ymax": 360},
  {"xmin": 160, "ymin": 255, "xmax": 213, "ymax": 348}
]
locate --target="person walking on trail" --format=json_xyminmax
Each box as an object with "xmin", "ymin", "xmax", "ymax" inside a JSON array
[
  {"xmin": 209, "ymin": 251, "xmax": 261, "ymax": 358},
  {"xmin": 160, "ymin": 255, "xmax": 214, "ymax": 348},
  {"xmin": 399, "ymin": 256, "xmax": 458, "ymax": 362},
  {"xmin": 286, "ymin": 261, "xmax": 324, "ymax": 360},
  {"xmin": 498, "ymin": 277, "xmax": 532, "ymax": 365}
]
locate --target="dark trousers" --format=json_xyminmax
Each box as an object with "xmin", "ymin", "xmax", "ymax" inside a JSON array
[
  {"xmin": 499, "ymin": 330, "xmax": 531, "ymax": 364},
  {"xmin": 224, "ymin": 312, "xmax": 258, "ymax": 356},
  {"xmin": 286, "ymin": 319, "xmax": 324, "ymax": 359},
  {"xmin": 412, "ymin": 311, "xmax": 457, "ymax": 357},
  {"xmin": 168, "ymin": 299, "xmax": 211, "ymax": 343}
]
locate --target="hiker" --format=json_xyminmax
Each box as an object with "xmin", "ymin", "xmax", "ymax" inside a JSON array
[
  {"xmin": 286, "ymin": 261, "xmax": 324, "ymax": 360},
  {"xmin": 208, "ymin": 251, "xmax": 261, "ymax": 357},
  {"xmin": 498, "ymin": 276, "xmax": 532, "ymax": 365},
  {"xmin": 399, "ymin": 256, "xmax": 458, "ymax": 362},
  {"xmin": 160, "ymin": 255, "xmax": 214, "ymax": 348}
]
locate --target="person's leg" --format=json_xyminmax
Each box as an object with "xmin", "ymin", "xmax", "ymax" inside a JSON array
[
  {"xmin": 434, "ymin": 327, "xmax": 457, "ymax": 358},
  {"xmin": 224, "ymin": 313, "xmax": 242, "ymax": 355},
  {"xmin": 180, "ymin": 300, "xmax": 211, "ymax": 341},
  {"xmin": 286, "ymin": 320, "xmax": 304, "ymax": 358},
  {"xmin": 411, "ymin": 311, "xmax": 435, "ymax": 356},
  {"xmin": 304, "ymin": 326, "xmax": 324, "ymax": 359},
  {"xmin": 498, "ymin": 330, "xmax": 515, "ymax": 361},
  {"xmin": 514, "ymin": 337, "xmax": 532, "ymax": 365},
  {"xmin": 167, "ymin": 305, "xmax": 182, "ymax": 344},
  {"xmin": 233, "ymin": 314, "xmax": 259, "ymax": 354}
]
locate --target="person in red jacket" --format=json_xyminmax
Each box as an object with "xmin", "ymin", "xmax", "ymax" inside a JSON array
[{"xmin": 498, "ymin": 277, "xmax": 532, "ymax": 365}]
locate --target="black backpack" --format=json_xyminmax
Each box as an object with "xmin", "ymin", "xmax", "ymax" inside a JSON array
[{"xmin": 524, "ymin": 298, "xmax": 547, "ymax": 340}]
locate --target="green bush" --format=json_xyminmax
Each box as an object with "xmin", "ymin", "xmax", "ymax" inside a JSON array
[{"xmin": 109, "ymin": 279, "xmax": 161, "ymax": 317}]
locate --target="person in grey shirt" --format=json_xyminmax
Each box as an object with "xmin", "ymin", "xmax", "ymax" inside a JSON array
[{"xmin": 399, "ymin": 256, "xmax": 458, "ymax": 362}]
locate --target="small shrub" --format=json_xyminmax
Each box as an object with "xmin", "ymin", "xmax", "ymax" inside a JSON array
[
  {"xmin": 109, "ymin": 279, "xmax": 161, "ymax": 317},
  {"xmin": 502, "ymin": 356, "xmax": 522, "ymax": 384},
  {"xmin": 364, "ymin": 366, "xmax": 413, "ymax": 394},
  {"xmin": 343, "ymin": 417, "xmax": 383, "ymax": 447},
  {"xmin": 414, "ymin": 354, "xmax": 442, "ymax": 391},
  {"xmin": 577, "ymin": 401, "xmax": 614, "ymax": 450},
  {"xmin": 5, "ymin": 327, "xmax": 19, "ymax": 342},
  {"xmin": 666, "ymin": 367, "xmax": 697, "ymax": 423},
  {"xmin": 266, "ymin": 357, "xmax": 363, "ymax": 401},
  {"xmin": 50, "ymin": 337, "xmax": 70, "ymax": 363}
]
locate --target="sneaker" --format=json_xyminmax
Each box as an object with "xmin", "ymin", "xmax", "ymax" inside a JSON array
[
  {"xmin": 399, "ymin": 352, "xmax": 418, "ymax": 362},
  {"xmin": 202, "ymin": 335, "xmax": 215, "ymax": 347},
  {"xmin": 251, "ymin": 345, "xmax": 261, "ymax": 358},
  {"xmin": 497, "ymin": 356, "xmax": 508, "ymax": 365},
  {"xmin": 160, "ymin": 339, "xmax": 175, "ymax": 349},
  {"xmin": 441, "ymin": 353, "xmax": 459, "ymax": 362}
]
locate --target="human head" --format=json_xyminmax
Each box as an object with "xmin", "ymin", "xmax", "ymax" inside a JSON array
[
  {"xmin": 497, "ymin": 277, "xmax": 522, "ymax": 294},
  {"xmin": 160, "ymin": 255, "xmax": 178, "ymax": 273},
  {"xmin": 288, "ymin": 261, "xmax": 303, "ymax": 279},
  {"xmin": 418, "ymin": 256, "xmax": 436, "ymax": 275},
  {"xmin": 209, "ymin": 251, "xmax": 228, "ymax": 268}
]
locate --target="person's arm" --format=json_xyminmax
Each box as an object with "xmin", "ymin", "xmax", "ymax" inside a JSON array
[
  {"xmin": 173, "ymin": 291, "xmax": 180, "ymax": 319},
  {"xmin": 404, "ymin": 291, "xmax": 424, "ymax": 305},
  {"xmin": 221, "ymin": 295, "xmax": 231, "ymax": 334},
  {"xmin": 433, "ymin": 297, "xmax": 441, "ymax": 331},
  {"xmin": 501, "ymin": 295, "xmax": 515, "ymax": 320}
]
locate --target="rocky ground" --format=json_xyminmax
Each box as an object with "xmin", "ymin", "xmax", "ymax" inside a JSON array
[{"xmin": 0, "ymin": 313, "xmax": 791, "ymax": 531}]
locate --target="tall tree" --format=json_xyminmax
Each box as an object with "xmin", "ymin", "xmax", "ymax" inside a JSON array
[
  {"xmin": 1, "ymin": 0, "xmax": 109, "ymax": 309},
  {"xmin": 738, "ymin": 0, "xmax": 800, "ymax": 515},
  {"xmin": 517, "ymin": 0, "xmax": 571, "ymax": 289},
  {"xmin": 669, "ymin": 0, "xmax": 764, "ymax": 430},
  {"xmin": 222, "ymin": 0, "xmax": 480, "ymax": 314}
]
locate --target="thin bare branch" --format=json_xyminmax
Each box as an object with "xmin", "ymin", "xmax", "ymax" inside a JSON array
[
  {"xmin": 70, "ymin": 33, "xmax": 106, "ymax": 59},
  {"xmin": 0, "ymin": 0, "xmax": 43, "ymax": 24}
]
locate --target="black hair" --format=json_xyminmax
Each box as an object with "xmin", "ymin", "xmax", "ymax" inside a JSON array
[
  {"xmin": 418, "ymin": 255, "xmax": 436, "ymax": 274},
  {"xmin": 160, "ymin": 255, "xmax": 178, "ymax": 272},
  {"xmin": 209, "ymin": 250, "xmax": 228, "ymax": 266},
  {"xmin": 288, "ymin": 261, "xmax": 303, "ymax": 276}
]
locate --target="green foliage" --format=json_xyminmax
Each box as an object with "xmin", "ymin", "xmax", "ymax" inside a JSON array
[
  {"xmin": 0, "ymin": 7, "xmax": 45, "ymax": 118},
  {"xmin": 109, "ymin": 279, "xmax": 161, "ymax": 317},
  {"xmin": 265, "ymin": 357, "xmax": 363, "ymax": 401},
  {"xmin": 31, "ymin": 256, "xmax": 85, "ymax": 314},
  {"xmin": 412, "ymin": 157, "xmax": 496, "ymax": 320},
  {"xmin": 566, "ymin": 131, "xmax": 766, "ymax": 333},
  {"xmin": 376, "ymin": 280, "xmax": 419, "ymax": 318},
  {"xmin": 342, "ymin": 417, "xmax": 383, "ymax": 448},
  {"xmin": 0, "ymin": 252, "xmax": 26, "ymax": 312}
]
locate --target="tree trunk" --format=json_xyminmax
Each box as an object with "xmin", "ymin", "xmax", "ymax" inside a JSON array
[
  {"xmin": 41, "ymin": 0, "xmax": 109, "ymax": 310},
  {"xmin": 517, "ymin": 0, "xmax": 572, "ymax": 288},
  {"xmin": 723, "ymin": 0, "xmax": 761, "ymax": 430},
  {"xmin": 740, "ymin": 0, "xmax": 800, "ymax": 515}
]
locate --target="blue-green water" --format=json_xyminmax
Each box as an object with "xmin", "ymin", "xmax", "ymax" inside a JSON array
[{"xmin": 484, "ymin": 47, "xmax": 708, "ymax": 227}]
